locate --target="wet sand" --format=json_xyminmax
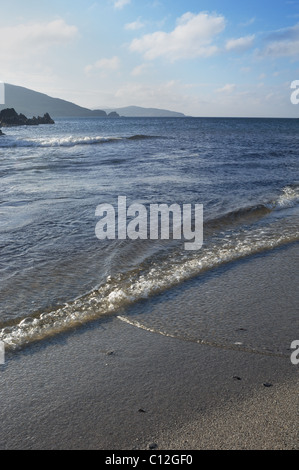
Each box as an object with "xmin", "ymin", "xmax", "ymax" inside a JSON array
[{"xmin": 0, "ymin": 243, "xmax": 298, "ymax": 450}]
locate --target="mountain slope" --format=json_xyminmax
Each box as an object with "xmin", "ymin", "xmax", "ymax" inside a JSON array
[{"xmin": 0, "ymin": 84, "xmax": 108, "ymax": 118}]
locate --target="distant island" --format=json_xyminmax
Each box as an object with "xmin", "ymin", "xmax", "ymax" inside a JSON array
[
  {"xmin": 101, "ymin": 106, "xmax": 186, "ymax": 118},
  {"xmin": 0, "ymin": 108, "xmax": 55, "ymax": 129},
  {"xmin": 0, "ymin": 83, "xmax": 185, "ymax": 119}
]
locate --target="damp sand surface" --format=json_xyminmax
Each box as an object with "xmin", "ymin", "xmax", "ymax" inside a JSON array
[{"xmin": 0, "ymin": 243, "xmax": 298, "ymax": 450}]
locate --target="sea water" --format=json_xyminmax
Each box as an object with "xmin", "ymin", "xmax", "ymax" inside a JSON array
[{"xmin": 0, "ymin": 117, "xmax": 298, "ymax": 349}]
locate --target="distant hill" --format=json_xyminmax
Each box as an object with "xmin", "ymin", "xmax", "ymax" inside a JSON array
[
  {"xmin": 101, "ymin": 106, "xmax": 185, "ymax": 118},
  {"xmin": 0, "ymin": 84, "xmax": 113, "ymax": 118},
  {"xmin": 0, "ymin": 84, "xmax": 185, "ymax": 119}
]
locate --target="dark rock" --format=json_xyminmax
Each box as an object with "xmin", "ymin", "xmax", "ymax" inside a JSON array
[
  {"xmin": 39, "ymin": 113, "xmax": 55, "ymax": 124},
  {"xmin": 0, "ymin": 108, "xmax": 54, "ymax": 127},
  {"xmin": 0, "ymin": 129, "xmax": 4, "ymax": 136},
  {"xmin": 0, "ymin": 108, "xmax": 23, "ymax": 126},
  {"xmin": 138, "ymin": 408, "xmax": 146, "ymax": 413},
  {"xmin": 263, "ymin": 383, "xmax": 273, "ymax": 388},
  {"xmin": 233, "ymin": 376, "xmax": 242, "ymax": 381}
]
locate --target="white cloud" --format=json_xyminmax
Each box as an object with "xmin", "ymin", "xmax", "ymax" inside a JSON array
[
  {"xmin": 129, "ymin": 12, "xmax": 225, "ymax": 61},
  {"xmin": 111, "ymin": 81, "xmax": 289, "ymax": 118},
  {"xmin": 131, "ymin": 63, "xmax": 151, "ymax": 76},
  {"xmin": 239, "ymin": 17, "xmax": 256, "ymax": 27},
  {"xmin": 0, "ymin": 19, "xmax": 78, "ymax": 59},
  {"xmin": 85, "ymin": 56, "xmax": 120, "ymax": 74},
  {"xmin": 125, "ymin": 18, "xmax": 145, "ymax": 31},
  {"xmin": 73, "ymin": 79, "xmax": 297, "ymax": 118},
  {"xmin": 259, "ymin": 23, "xmax": 299, "ymax": 57},
  {"xmin": 113, "ymin": 80, "xmax": 195, "ymax": 111},
  {"xmin": 225, "ymin": 35, "xmax": 255, "ymax": 52},
  {"xmin": 263, "ymin": 40, "xmax": 299, "ymax": 57},
  {"xmin": 216, "ymin": 84, "xmax": 236, "ymax": 93},
  {"xmin": 113, "ymin": 0, "xmax": 131, "ymax": 10},
  {"xmin": 241, "ymin": 67, "xmax": 251, "ymax": 73},
  {"xmin": 265, "ymin": 92, "xmax": 275, "ymax": 101},
  {"xmin": 88, "ymin": 2, "xmax": 98, "ymax": 11}
]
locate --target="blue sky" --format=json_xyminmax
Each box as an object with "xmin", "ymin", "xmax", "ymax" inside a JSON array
[{"xmin": 1, "ymin": 0, "xmax": 299, "ymax": 116}]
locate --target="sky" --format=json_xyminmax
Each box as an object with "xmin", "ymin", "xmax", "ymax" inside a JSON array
[{"xmin": 1, "ymin": 0, "xmax": 299, "ymax": 117}]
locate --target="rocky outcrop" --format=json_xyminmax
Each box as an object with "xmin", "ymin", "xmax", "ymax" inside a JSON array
[
  {"xmin": 90, "ymin": 109, "xmax": 120, "ymax": 118},
  {"xmin": 90, "ymin": 109, "xmax": 109, "ymax": 117},
  {"xmin": 27, "ymin": 112, "xmax": 55, "ymax": 125},
  {"xmin": 0, "ymin": 108, "xmax": 55, "ymax": 127},
  {"xmin": 107, "ymin": 111, "xmax": 120, "ymax": 118},
  {"xmin": 0, "ymin": 129, "xmax": 4, "ymax": 136}
]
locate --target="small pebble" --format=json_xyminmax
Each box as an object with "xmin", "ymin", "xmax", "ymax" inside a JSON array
[
  {"xmin": 148, "ymin": 443, "xmax": 158, "ymax": 450},
  {"xmin": 106, "ymin": 350, "xmax": 115, "ymax": 356},
  {"xmin": 263, "ymin": 383, "xmax": 273, "ymax": 388},
  {"xmin": 138, "ymin": 408, "xmax": 146, "ymax": 413}
]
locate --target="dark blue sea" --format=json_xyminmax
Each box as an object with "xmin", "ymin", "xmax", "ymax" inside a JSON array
[{"xmin": 0, "ymin": 117, "xmax": 298, "ymax": 350}]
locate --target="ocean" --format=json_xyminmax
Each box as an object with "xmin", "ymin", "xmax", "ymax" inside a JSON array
[{"xmin": 0, "ymin": 117, "xmax": 298, "ymax": 351}]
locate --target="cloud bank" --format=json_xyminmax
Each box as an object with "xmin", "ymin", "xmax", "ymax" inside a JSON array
[
  {"xmin": 260, "ymin": 23, "xmax": 299, "ymax": 57},
  {"xmin": 113, "ymin": 0, "xmax": 131, "ymax": 10},
  {"xmin": 225, "ymin": 35, "xmax": 255, "ymax": 52},
  {"xmin": 0, "ymin": 19, "xmax": 78, "ymax": 59}
]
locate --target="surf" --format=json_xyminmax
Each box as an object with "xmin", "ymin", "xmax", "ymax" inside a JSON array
[{"xmin": 0, "ymin": 134, "xmax": 160, "ymax": 148}]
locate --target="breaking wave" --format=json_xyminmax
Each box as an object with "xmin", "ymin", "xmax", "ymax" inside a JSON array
[
  {"xmin": 0, "ymin": 134, "xmax": 160, "ymax": 148},
  {"xmin": 206, "ymin": 185, "xmax": 299, "ymax": 231}
]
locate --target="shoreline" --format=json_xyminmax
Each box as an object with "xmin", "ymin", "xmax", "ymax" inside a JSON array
[{"xmin": 0, "ymin": 243, "xmax": 298, "ymax": 450}]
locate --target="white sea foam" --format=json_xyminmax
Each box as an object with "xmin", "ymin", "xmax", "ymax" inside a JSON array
[
  {"xmin": 275, "ymin": 186, "xmax": 299, "ymax": 208},
  {"xmin": 0, "ymin": 135, "xmax": 122, "ymax": 148},
  {"xmin": 266, "ymin": 186, "xmax": 299, "ymax": 210},
  {"xmin": 0, "ymin": 134, "xmax": 154, "ymax": 148}
]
